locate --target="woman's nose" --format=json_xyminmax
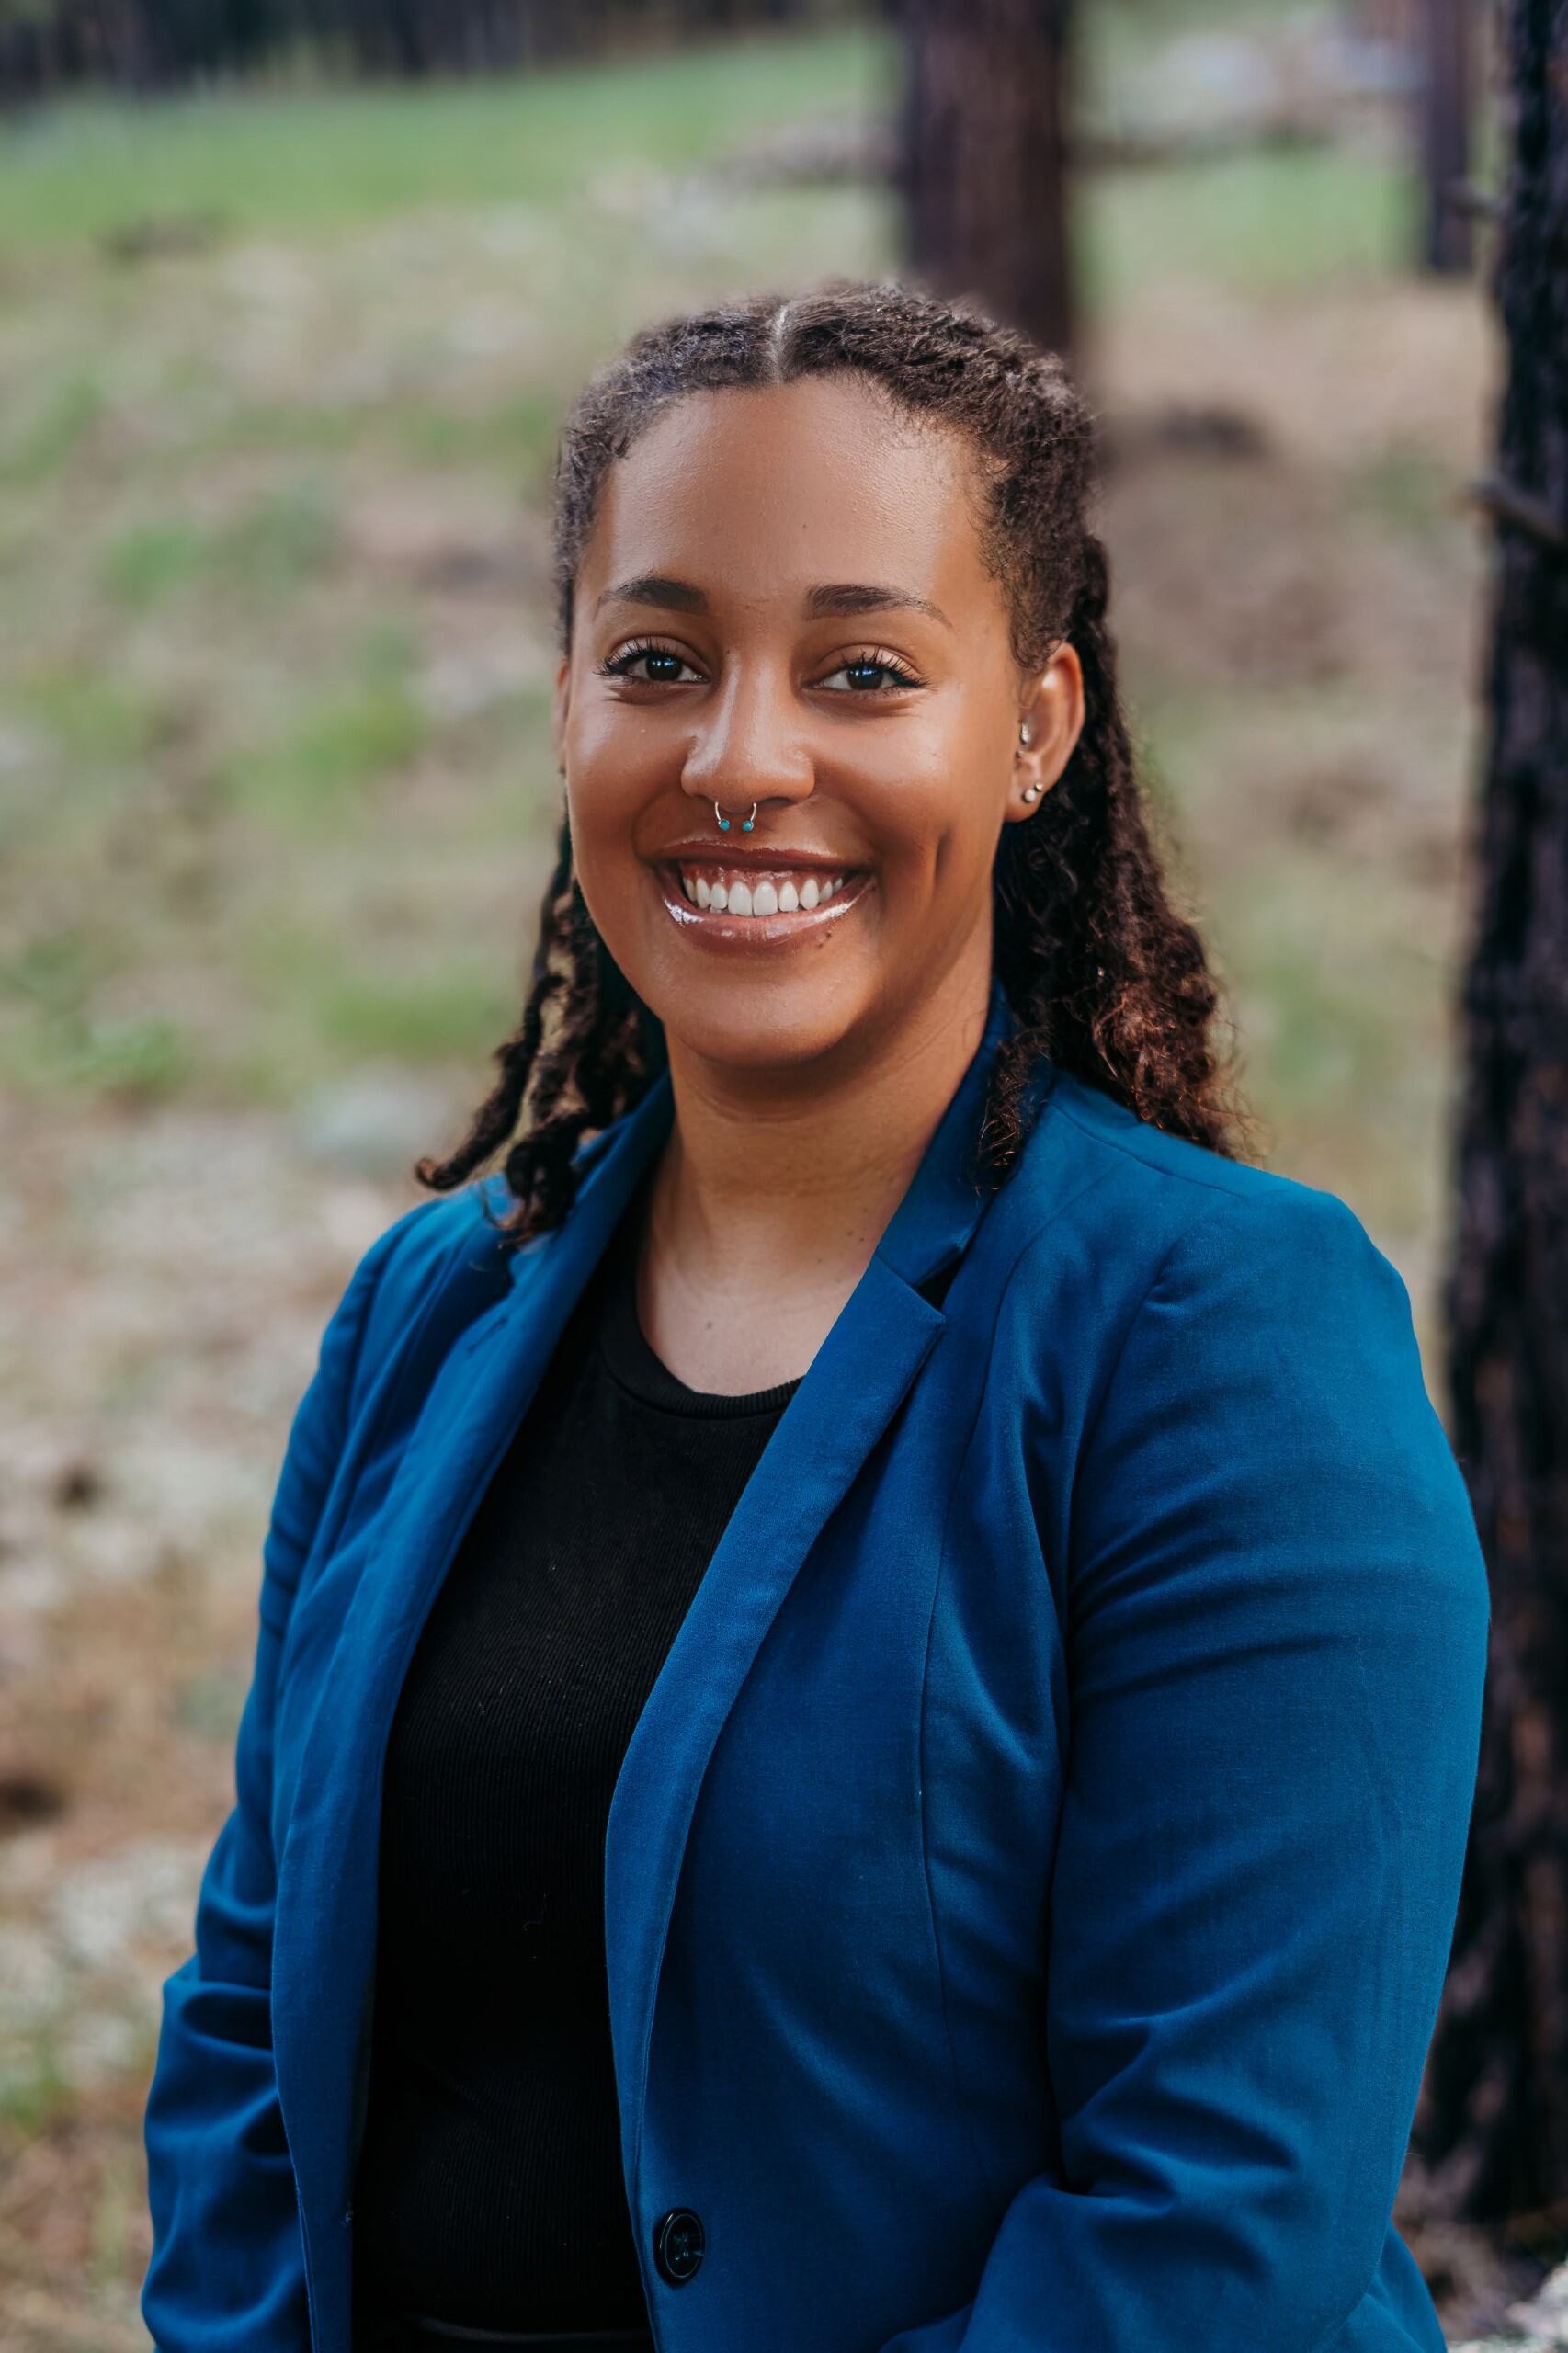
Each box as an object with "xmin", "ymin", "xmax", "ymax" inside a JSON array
[{"xmin": 679, "ymin": 672, "xmax": 814, "ymax": 814}]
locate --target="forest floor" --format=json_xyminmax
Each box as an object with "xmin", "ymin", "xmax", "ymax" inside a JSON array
[{"xmin": 0, "ymin": 10, "xmax": 1546, "ymax": 2347}]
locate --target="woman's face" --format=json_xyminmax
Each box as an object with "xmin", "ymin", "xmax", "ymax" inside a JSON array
[{"xmin": 553, "ymin": 371, "xmax": 1082, "ymax": 1079}]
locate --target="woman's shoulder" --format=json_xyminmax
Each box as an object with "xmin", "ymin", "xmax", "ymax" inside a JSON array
[
  {"xmin": 321, "ymin": 1173, "xmax": 515, "ymax": 1421},
  {"xmin": 997, "ymin": 1061, "xmax": 1417, "ymax": 1358},
  {"xmin": 1017, "ymin": 1069, "xmax": 1487, "ymax": 1654},
  {"xmin": 325, "ymin": 1114, "xmax": 647, "ymax": 1416}
]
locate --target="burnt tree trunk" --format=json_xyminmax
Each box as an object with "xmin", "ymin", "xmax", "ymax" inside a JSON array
[
  {"xmin": 1411, "ymin": 0, "xmax": 1568, "ymax": 2236},
  {"xmin": 891, "ymin": 0, "xmax": 1075, "ymax": 365}
]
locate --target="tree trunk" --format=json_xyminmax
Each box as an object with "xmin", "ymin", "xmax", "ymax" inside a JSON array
[
  {"xmin": 1412, "ymin": 0, "xmax": 1568, "ymax": 2234},
  {"xmin": 1419, "ymin": 0, "xmax": 1475, "ymax": 273},
  {"xmin": 890, "ymin": 0, "xmax": 1074, "ymax": 365}
]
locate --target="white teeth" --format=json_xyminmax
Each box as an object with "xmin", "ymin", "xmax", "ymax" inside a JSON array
[{"xmin": 673, "ymin": 865, "xmax": 857, "ymax": 915}]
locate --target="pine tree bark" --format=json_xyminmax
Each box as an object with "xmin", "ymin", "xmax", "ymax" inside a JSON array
[
  {"xmin": 1411, "ymin": 0, "xmax": 1568, "ymax": 2233},
  {"xmin": 890, "ymin": 0, "xmax": 1074, "ymax": 363}
]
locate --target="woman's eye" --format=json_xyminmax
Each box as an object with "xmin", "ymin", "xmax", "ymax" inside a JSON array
[
  {"xmin": 598, "ymin": 645, "xmax": 921, "ymax": 693},
  {"xmin": 818, "ymin": 656, "xmax": 921, "ymax": 694},
  {"xmin": 600, "ymin": 644, "xmax": 698, "ymax": 685}
]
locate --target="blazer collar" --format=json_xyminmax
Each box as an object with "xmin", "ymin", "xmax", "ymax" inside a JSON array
[{"xmin": 505, "ymin": 970, "xmax": 1028, "ymax": 1304}]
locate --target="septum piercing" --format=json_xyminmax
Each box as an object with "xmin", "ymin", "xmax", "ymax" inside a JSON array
[{"xmin": 714, "ymin": 800, "xmax": 757, "ymax": 834}]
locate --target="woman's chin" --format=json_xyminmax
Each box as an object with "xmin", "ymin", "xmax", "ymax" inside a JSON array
[{"xmin": 652, "ymin": 984, "xmax": 874, "ymax": 1081}]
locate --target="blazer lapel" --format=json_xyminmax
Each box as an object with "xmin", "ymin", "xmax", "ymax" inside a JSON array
[
  {"xmin": 272, "ymin": 1071, "xmax": 677, "ymax": 2314},
  {"xmin": 603, "ymin": 977, "xmax": 1021, "ymax": 2238}
]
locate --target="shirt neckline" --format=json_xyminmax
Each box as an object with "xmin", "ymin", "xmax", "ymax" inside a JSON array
[{"xmin": 592, "ymin": 1179, "xmax": 804, "ymax": 1422}]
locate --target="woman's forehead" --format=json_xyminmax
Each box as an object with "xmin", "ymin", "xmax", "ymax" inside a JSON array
[{"xmin": 581, "ymin": 381, "xmax": 991, "ymax": 620}]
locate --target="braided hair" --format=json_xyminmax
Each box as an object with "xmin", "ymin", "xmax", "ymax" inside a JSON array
[{"xmin": 415, "ymin": 276, "xmax": 1261, "ymax": 1245}]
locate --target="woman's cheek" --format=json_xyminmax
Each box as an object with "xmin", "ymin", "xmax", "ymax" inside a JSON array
[{"xmin": 561, "ymin": 821, "xmax": 632, "ymax": 960}]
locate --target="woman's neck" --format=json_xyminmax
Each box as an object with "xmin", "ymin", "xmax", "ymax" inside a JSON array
[{"xmin": 633, "ymin": 973, "xmax": 991, "ymax": 1394}]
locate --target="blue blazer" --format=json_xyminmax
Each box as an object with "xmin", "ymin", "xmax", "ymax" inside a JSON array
[{"xmin": 142, "ymin": 977, "xmax": 1489, "ymax": 2353}]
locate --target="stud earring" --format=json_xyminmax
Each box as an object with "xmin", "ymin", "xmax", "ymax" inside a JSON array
[
  {"xmin": 1021, "ymin": 782, "xmax": 1042, "ymax": 804},
  {"xmin": 714, "ymin": 800, "xmax": 756, "ymax": 834},
  {"xmin": 1019, "ymin": 722, "xmax": 1033, "ymax": 745}
]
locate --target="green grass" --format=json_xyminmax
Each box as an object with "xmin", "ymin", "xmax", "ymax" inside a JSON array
[
  {"xmin": 7, "ymin": 667, "xmax": 175, "ymax": 764},
  {"xmin": 0, "ymin": 370, "xmax": 106, "ymax": 484},
  {"xmin": 1087, "ymin": 0, "xmax": 1310, "ymax": 67},
  {"xmin": 0, "ymin": 8, "xmax": 1427, "ymax": 301},
  {"xmin": 218, "ymin": 630, "xmax": 426, "ymax": 824},
  {"xmin": 100, "ymin": 516, "xmax": 210, "ymax": 607},
  {"xmin": 1347, "ymin": 439, "xmax": 1462, "ymax": 541},
  {"xmin": 0, "ymin": 2029, "xmax": 74, "ymax": 2140},
  {"xmin": 235, "ymin": 921, "xmax": 518, "ymax": 1074},
  {"xmin": 1085, "ymin": 142, "xmax": 1417, "ymax": 302},
  {"xmin": 393, "ymin": 388, "xmax": 561, "ymax": 472},
  {"xmin": 209, "ymin": 477, "xmax": 340, "ymax": 597},
  {"xmin": 0, "ymin": 925, "xmax": 193, "ymax": 1103},
  {"xmin": 0, "ymin": 23, "xmax": 889, "ymax": 252},
  {"xmin": 99, "ymin": 480, "xmax": 340, "ymax": 608}
]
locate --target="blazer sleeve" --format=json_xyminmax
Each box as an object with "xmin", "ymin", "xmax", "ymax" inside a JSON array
[
  {"xmin": 879, "ymin": 1186, "xmax": 1491, "ymax": 2353},
  {"xmin": 141, "ymin": 1206, "xmax": 425, "ymax": 2353}
]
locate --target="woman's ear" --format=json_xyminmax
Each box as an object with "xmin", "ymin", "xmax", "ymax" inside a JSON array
[{"xmin": 1005, "ymin": 641, "xmax": 1085, "ymax": 823}]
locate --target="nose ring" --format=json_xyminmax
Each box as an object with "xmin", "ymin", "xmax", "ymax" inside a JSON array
[{"xmin": 714, "ymin": 800, "xmax": 756, "ymax": 835}]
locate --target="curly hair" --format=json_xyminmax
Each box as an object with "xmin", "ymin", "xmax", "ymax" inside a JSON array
[{"xmin": 415, "ymin": 275, "xmax": 1262, "ymax": 1245}]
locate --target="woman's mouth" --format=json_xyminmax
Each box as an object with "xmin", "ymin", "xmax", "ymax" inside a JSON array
[{"xmin": 654, "ymin": 859, "xmax": 873, "ymax": 946}]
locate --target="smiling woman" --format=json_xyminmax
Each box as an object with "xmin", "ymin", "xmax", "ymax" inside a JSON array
[
  {"xmin": 415, "ymin": 283, "xmax": 1256, "ymax": 1391},
  {"xmin": 141, "ymin": 279, "xmax": 1489, "ymax": 2353}
]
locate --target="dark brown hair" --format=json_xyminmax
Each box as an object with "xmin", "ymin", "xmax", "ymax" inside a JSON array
[{"xmin": 415, "ymin": 275, "xmax": 1260, "ymax": 1245}]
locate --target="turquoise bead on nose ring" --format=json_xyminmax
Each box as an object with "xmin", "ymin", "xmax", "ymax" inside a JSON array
[{"xmin": 714, "ymin": 800, "xmax": 757, "ymax": 834}]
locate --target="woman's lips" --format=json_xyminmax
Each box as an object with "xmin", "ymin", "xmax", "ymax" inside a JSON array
[{"xmin": 653, "ymin": 860, "xmax": 873, "ymax": 947}]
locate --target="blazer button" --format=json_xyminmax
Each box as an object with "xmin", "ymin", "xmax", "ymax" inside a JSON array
[{"xmin": 653, "ymin": 2207, "xmax": 705, "ymax": 2285}]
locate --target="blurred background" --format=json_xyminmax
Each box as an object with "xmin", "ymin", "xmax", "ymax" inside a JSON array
[{"xmin": 2, "ymin": 0, "xmax": 1559, "ymax": 2346}]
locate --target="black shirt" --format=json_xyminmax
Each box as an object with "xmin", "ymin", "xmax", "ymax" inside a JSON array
[{"xmin": 350, "ymin": 1177, "xmax": 801, "ymax": 2331}]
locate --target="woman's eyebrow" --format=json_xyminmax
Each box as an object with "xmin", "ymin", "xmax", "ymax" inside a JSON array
[
  {"xmin": 594, "ymin": 574, "xmax": 953, "ymax": 629},
  {"xmin": 595, "ymin": 574, "xmax": 706, "ymax": 616},
  {"xmin": 807, "ymin": 581, "xmax": 954, "ymax": 629}
]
